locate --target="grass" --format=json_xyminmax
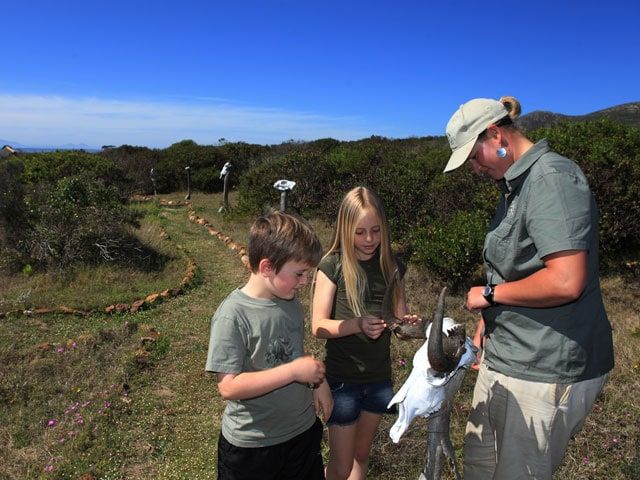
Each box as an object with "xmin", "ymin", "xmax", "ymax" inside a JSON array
[
  {"xmin": 0, "ymin": 203, "xmax": 187, "ymax": 313},
  {"xmin": 0, "ymin": 192, "xmax": 638, "ymax": 479}
]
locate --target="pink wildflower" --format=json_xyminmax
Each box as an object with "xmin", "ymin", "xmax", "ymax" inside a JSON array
[
  {"xmin": 398, "ymin": 358, "xmax": 407, "ymax": 367},
  {"xmin": 47, "ymin": 419, "xmax": 58, "ymax": 427},
  {"xmin": 56, "ymin": 347, "xmax": 64, "ymax": 353},
  {"xmin": 582, "ymin": 456, "xmax": 589, "ymax": 465},
  {"xmin": 44, "ymin": 464, "xmax": 55, "ymax": 473},
  {"xmin": 65, "ymin": 401, "xmax": 80, "ymax": 414}
]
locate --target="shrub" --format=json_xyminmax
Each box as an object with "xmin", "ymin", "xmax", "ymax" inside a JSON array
[
  {"xmin": 23, "ymin": 175, "xmax": 144, "ymax": 270},
  {"xmin": 99, "ymin": 145, "xmax": 162, "ymax": 196},
  {"xmin": 237, "ymin": 151, "xmax": 341, "ymax": 216},
  {"xmin": 0, "ymin": 158, "xmax": 30, "ymax": 272},
  {"xmin": 20, "ymin": 150, "xmax": 130, "ymax": 196},
  {"xmin": 410, "ymin": 210, "xmax": 488, "ymax": 291},
  {"xmin": 531, "ymin": 119, "xmax": 640, "ymax": 262}
]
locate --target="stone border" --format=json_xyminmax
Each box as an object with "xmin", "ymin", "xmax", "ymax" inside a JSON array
[
  {"xmin": 187, "ymin": 204, "xmax": 250, "ymax": 270},
  {"xmin": 0, "ymin": 203, "xmax": 199, "ymax": 319}
]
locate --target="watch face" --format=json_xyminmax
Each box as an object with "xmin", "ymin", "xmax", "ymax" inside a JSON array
[{"xmin": 483, "ymin": 285, "xmax": 492, "ymax": 296}]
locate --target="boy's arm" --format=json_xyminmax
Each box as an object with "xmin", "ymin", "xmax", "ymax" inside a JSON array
[{"xmin": 216, "ymin": 355, "xmax": 325, "ymax": 400}]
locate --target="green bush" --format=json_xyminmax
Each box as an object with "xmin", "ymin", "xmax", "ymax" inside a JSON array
[
  {"xmin": 99, "ymin": 145, "xmax": 162, "ymax": 196},
  {"xmin": 192, "ymin": 166, "xmax": 224, "ymax": 193},
  {"xmin": 0, "ymin": 158, "xmax": 30, "ymax": 272},
  {"xmin": 20, "ymin": 150, "xmax": 130, "ymax": 196},
  {"xmin": 23, "ymin": 175, "xmax": 147, "ymax": 270},
  {"xmin": 237, "ymin": 151, "xmax": 340, "ymax": 216},
  {"xmin": 410, "ymin": 210, "xmax": 488, "ymax": 290},
  {"xmin": 531, "ymin": 119, "xmax": 640, "ymax": 262}
]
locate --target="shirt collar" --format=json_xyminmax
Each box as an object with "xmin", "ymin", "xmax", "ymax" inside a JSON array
[{"xmin": 497, "ymin": 139, "xmax": 550, "ymax": 194}]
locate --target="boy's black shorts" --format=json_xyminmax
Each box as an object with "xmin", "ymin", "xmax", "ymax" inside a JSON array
[{"xmin": 217, "ymin": 417, "xmax": 324, "ymax": 480}]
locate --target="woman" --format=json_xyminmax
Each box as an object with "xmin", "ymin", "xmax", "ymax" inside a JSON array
[{"xmin": 444, "ymin": 96, "xmax": 614, "ymax": 479}]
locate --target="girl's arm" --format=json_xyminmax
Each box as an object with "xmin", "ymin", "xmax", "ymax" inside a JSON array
[
  {"xmin": 216, "ymin": 355, "xmax": 325, "ymax": 400},
  {"xmin": 313, "ymin": 379, "xmax": 333, "ymax": 421},
  {"xmin": 311, "ymin": 270, "xmax": 385, "ymax": 339},
  {"xmin": 466, "ymin": 250, "xmax": 588, "ymax": 311}
]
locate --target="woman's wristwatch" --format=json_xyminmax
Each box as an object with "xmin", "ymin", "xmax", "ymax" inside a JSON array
[{"xmin": 482, "ymin": 284, "xmax": 496, "ymax": 306}]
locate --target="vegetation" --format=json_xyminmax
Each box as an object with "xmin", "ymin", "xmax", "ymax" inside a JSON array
[
  {"xmin": 0, "ymin": 193, "xmax": 637, "ymax": 479},
  {"xmin": 0, "ymin": 114, "xmax": 639, "ymax": 478}
]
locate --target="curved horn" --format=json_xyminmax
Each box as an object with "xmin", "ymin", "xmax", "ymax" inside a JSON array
[
  {"xmin": 381, "ymin": 269, "xmax": 400, "ymax": 329},
  {"xmin": 427, "ymin": 287, "xmax": 452, "ymax": 374}
]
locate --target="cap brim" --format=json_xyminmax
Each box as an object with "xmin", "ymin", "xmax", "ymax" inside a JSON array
[{"xmin": 443, "ymin": 138, "xmax": 476, "ymax": 173}]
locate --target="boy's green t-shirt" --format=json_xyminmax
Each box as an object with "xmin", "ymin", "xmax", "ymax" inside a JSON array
[{"xmin": 206, "ymin": 288, "xmax": 315, "ymax": 448}]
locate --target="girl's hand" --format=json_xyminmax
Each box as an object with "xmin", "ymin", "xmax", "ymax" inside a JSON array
[
  {"xmin": 313, "ymin": 380, "xmax": 334, "ymax": 421},
  {"xmin": 358, "ymin": 315, "xmax": 386, "ymax": 340}
]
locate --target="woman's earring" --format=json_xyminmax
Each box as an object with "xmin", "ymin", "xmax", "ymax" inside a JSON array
[{"xmin": 496, "ymin": 147, "xmax": 507, "ymax": 158}]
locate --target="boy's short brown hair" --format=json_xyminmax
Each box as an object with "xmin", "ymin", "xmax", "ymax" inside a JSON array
[{"xmin": 247, "ymin": 210, "xmax": 323, "ymax": 273}]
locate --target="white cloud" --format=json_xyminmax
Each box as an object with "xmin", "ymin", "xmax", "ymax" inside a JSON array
[{"xmin": 0, "ymin": 93, "xmax": 373, "ymax": 148}]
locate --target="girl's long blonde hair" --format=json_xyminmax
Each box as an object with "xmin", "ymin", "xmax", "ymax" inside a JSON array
[{"xmin": 323, "ymin": 186, "xmax": 398, "ymax": 317}]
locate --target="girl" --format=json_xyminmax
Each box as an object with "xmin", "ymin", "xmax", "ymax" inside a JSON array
[{"xmin": 312, "ymin": 186, "xmax": 413, "ymax": 480}]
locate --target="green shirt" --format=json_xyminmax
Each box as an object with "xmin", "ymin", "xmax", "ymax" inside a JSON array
[
  {"xmin": 205, "ymin": 288, "xmax": 315, "ymax": 447},
  {"xmin": 318, "ymin": 250, "xmax": 404, "ymax": 383},
  {"xmin": 482, "ymin": 139, "xmax": 614, "ymax": 383}
]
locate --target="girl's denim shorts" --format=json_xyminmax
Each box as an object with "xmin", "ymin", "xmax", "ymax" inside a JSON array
[{"xmin": 326, "ymin": 377, "xmax": 396, "ymax": 426}]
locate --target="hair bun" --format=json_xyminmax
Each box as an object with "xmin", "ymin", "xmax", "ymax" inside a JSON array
[{"xmin": 499, "ymin": 96, "xmax": 521, "ymax": 119}]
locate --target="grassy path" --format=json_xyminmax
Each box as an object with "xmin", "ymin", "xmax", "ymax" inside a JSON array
[{"xmin": 128, "ymin": 194, "xmax": 249, "ymax": 479}]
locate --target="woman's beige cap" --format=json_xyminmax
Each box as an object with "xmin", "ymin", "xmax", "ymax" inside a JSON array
[{"xmin": 444, "ymin": 98, "xmax": 508, "ymax": 173}]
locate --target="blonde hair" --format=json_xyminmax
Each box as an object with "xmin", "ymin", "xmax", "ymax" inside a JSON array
[
  {"xmin": 323, "ymin": 186, "xmax": 398, "ymax": 317},
  {"xmin": 499, "ymin": 95, "xmax": 522, "ymax": 122}
]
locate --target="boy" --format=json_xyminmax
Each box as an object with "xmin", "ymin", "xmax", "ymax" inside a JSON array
[{"xmin": 206, "ymin": 210, "xmax": 332, "ymax": 480}]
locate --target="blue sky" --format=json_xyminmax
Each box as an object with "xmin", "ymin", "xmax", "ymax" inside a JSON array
[{"xmin": 1, "ymin": 0, "xmax": 639, "ymax": 148}]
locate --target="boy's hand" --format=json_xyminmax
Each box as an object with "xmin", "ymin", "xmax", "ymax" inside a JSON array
[
  {"xmin": 359, "ymin": 315, "xmax": 386, "ymax": 340},
  {"xmin": 291, "ymin": 355, "xmax": 326, "ymax": 384}
]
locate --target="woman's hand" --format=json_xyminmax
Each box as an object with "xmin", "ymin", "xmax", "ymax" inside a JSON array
[
  {"xmin": 465, "ymin": 286, "xmax": 491, "ymax": 312},
  {"xmin": 401, "ymin": 313, "xmax": 422, "ymax": 325}
]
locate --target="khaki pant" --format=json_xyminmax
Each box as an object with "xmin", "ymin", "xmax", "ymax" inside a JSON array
[{"xmin": 464, "ymin": 363, "xmax": 608, "ymax": 480}]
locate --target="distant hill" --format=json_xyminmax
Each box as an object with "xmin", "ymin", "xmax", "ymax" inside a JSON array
[
  {"xmin": 518, "ymin": 101, "xmax": 640, "ymax": 131},
  {"xmin": 0, "ymin": 138, "xmax": 99, "ymax": 152}
]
